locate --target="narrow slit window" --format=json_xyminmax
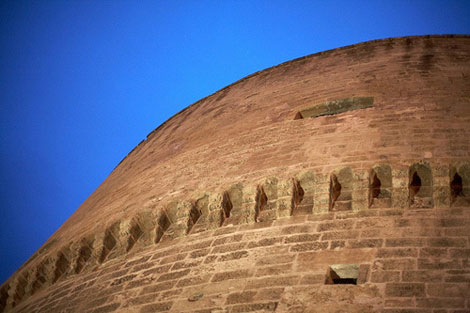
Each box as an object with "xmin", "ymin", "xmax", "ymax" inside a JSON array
[
  {"xmin": 127, "ymin": 222, "xmax": 144, "ymax": 252},
  {"xmin": 329, "ymin": 174, "xmax": 342, "ymax": 210},
  {"xmin": 99, "ymin": 227, "xmax": 118, "ymax": 264},
  {"xmin": 12, "ymin": 273, "xmax": 28, "ymax": 305},
  {"xmin": 409, "ymin": 163, "xmax": 433, "ymax": 208},
  {"xmin": 409, "ymin": 172, "xmax": 422, "ymax": 197},
  {"xmin": 186, "ymin": 205, "xmax": 202, "ymax": 234},
  {"xmin": 32, "ymin": 261, "xmax": 49, "ymax": 295},
  {"xmin": 53, "ymin": 252, "xmax": 70, "ymax": 283},
  {"xmin": 370, "ymin": 173, "xmax": 381, "ymax": 199},
  {"xmin": 155, "ymin": 212, "xmax": 170, "ymax": 244},
  {"xmin": 291, "ymin": 179, "xmax": 305, "ymax": 216},
  {"xmin": 369, "ymin": 165, "xmax": 392, "ymax": 208},
  {"xmin": 222, "ymin": 191, "xmax": 233, "ymax": 219},
  {"xmin": 450, "ymin": 164, "xmax": 470, "ymax": 206},
  {"xmin": 254, "ymin": 186, "xmax": 268, "ymax": 222},
  {"xmin": 75, "ymin": 243, "xmax": 92, "ymax": 274},
  {"xmin": 292, "ymin": 171, "xmax": 315, "ymax": 215},
  {"xmin": 0, "ymin": 284, "xmax": 9, "ymax": 310},
  {"xmin": 450, "ymin": 173, "xmax": 463, "ymax": 201},
  {"xmin": 329, "ymin": 167, "xmax": 353, "ymax": 211}
]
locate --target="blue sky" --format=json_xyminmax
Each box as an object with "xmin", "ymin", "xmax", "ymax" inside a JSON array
[{"xmin": 0, "ymin": 0, "xmax": 469, "ymax": 284}]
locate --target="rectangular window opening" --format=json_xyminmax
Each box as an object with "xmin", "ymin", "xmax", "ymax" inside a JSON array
[
  {"xmin": 325, "ymin": 263, "xmax": 359, "ymax": 285},
  {"xmin": 295, "ymin": 97, "xmax": 374, "ymax": 119}
]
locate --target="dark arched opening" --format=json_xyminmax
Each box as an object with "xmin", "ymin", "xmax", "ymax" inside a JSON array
[
  {"xmin": 409, "ymin": 172, "xmax": 422, "ymax": 197},
  {"xmin": 75, "ymin": 244, "xmax": 92, "ymax": 274},
  {"xmin": 222, "ymin": 191, "xmax": 233, "ymax": 219},
  {"xmin": 155, "ymin": 212, "xmax": 170, "ymax": 244},
  {"xmin": 329, "ymin": 174, "xmax": 342, "ymax": 211},
  {"xmin": 409, "ymin": 162, "xmax": 433, "ymax": 208},
  {"xmin": 255, "ymin": 186, "xmax": 268, "ymax": 222},
  {"xmin": 127, "ymin": 221, "xmax": 143, "ymax": 252},
  {"xmin": 291, "ymin": 179, "xmax": 305, "ymax": 216},
  {"xmin": 186, "ymin": 205, "xmax": 202, "ymax": 234},
  {"xmin": 450, "ymin": 173, "xmax": 463, "ymax": 203},
  {"xmin": 53, "ymin": 252, "xmax": 70, "ymax": 283}
]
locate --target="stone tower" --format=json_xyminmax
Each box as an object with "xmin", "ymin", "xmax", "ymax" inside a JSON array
[{"xmin": 1, "ymin": 35, "xmax": 469, "ymax": 313}]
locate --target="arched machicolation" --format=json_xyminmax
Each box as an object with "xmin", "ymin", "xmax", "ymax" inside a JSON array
[
  {"xmin": 2, "ymin": 35, "xmax": 469, "ymax": 313},
  {"xmin": 4, "ymin": 160, "xmax": 468, "ymax": 310}
]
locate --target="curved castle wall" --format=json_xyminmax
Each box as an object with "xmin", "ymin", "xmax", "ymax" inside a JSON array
[{"xmin": 1, "ymin": 35, "xmax": 469, "ymax": 313}]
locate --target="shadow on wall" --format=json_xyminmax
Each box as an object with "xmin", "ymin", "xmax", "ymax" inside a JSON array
[
  {"xmin": 1, "ymin": 160, "xmax": 470, "ymax": 312},
  {"xmin": 409, "ymin": 162, "xmax": 433, "ymax": 208},
  {"xmin": 450, "ymin": 164, "xmax": 470, "ymax": 206}
]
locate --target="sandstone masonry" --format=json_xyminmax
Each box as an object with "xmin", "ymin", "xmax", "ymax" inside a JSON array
[{"xmin": 1, "ymin": 35, "xmax": 469, "ymax": 313}]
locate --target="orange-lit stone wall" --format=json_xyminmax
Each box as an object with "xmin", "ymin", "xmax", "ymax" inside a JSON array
[{"xmin": 1, "ymin": 35, "xmax": 469, "ymax": 313}]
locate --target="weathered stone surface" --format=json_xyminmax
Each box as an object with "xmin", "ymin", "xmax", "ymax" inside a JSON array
[
  {"xmin": 297, "ymin": 97, "xmax": 374, "ymax": 119},
  {"xmin": 2, "ymin": 35, "xmax": 470, "ymax": 313}
]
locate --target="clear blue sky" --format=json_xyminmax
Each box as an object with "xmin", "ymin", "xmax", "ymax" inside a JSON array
[{"xmin": 0, "ymin": 0, "xmax": 469, "ymax": 284}]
